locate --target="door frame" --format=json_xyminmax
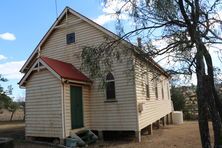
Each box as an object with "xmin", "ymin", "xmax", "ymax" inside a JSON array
[{"xmin": 70, "ymin": 84, "xmax": 84, "ymax": 129}]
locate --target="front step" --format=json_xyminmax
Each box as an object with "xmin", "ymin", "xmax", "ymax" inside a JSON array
[{"xmin": 65, "ymin": 129, "xmax": 98, "ymax": 147}]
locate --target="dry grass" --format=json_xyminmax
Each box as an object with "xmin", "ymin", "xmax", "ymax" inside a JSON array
[
  {"xmin": 0, "ymin": 109, "xmax": 24, "ymax": 121},
  {"xmin": 0, "ymin": 121, "xmax": 214, "ymax": 148},
  {"xmin": 90, "ymin": 121, "xmax": 213, "ymax": 148}
]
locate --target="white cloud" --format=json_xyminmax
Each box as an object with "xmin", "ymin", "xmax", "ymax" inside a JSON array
[
  {"xmin": 0, "ymin": 60, "xmax": 25, "ymax": 79},
  {"xmin": 0, "ymin": 55, "xmax": 7, "ymax": 61},
  {"xmin": 0, "ymin": 32, "xmax": 16, "ymax": 41},
  {"xmin": 93, "ymin": 14, "xmax": 116, "ymax": 25},
  {"xmin": 94, "ymin": 0, "xmax": 131, "ymax": 25},
  {"xmin": 151, "ymin": 38, "xmax": 168, "ymax": 50}
]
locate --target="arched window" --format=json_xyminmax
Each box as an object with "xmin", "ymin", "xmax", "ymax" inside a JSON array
[
  {"xmin": 145, "ymin": 72, "xmax": 150, "ymax": 99},
  {"xmin": 154, "ymin": 79, "xmax": 158, "ymax": 99},
  {"xmin": 161, "ymin": 81, "xmax": 164, "ymax": 100},
  {"xmin": 106, "ymin": 72, "xmax": 116, "ymax": 100}
]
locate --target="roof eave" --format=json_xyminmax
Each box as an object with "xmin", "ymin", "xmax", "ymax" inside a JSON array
[
  {"xmin": 20, "ymin": 8, "xmax": 68, "ymax": 73},
  {"xmin": 62, "ymin": 78, "xmax": 92, "ymax": 85},
  {"xmin": 20, "ymin": 6, "xmax": 170, "ymax": 78}
]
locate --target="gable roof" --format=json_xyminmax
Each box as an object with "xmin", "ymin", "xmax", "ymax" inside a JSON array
[
  {"xmin": 20, "ymin": 6, "xmax": 170, "ymax": 78},
  {"xmin": 40, "ymin": 56, "xmax": 90, "ymax": 82},
  {"xmin": 19, "ymin": 56, "xmax": 91, "ymax": 87}
]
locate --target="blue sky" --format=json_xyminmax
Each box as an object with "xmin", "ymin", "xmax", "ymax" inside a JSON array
[
  {"xmin": 0, "ymin": 0, "xmax": 221, "ymax": 100},
  {"xmin": 0, "ymin": 0, "xmax": 116, "ymax": 100}
]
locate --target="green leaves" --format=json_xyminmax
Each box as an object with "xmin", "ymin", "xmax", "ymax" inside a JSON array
[
  {"xmin": 81, "ymin": 37, "xmax": 133, "ymax": 89},
  {"xmin": 0, "ymin": 74, "xmax": 15, "ymax": 111},
  {"xmin": 81, "ymin": 46, "xmax": 102, "ymax": 79},
  {"xmin": 171, "ymin": 86, "xmax": 186, "ymax": 111},
  {"xmin": 7, "ymin": 101, "xmax": 19, "ymax": 112},
  {"xmin": 0, "ymin": 93, "xmax": 12, "ymax": 109},
  {"xmin": 0, "ymin": 74, "xmax": 7, "ymax": 82},
  {"xmin": 153, "ymin": 0, "xmax": 177, "ymax": 20}
]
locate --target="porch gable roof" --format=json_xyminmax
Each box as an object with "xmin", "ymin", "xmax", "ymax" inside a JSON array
[
  {"xmin": 40, "ymin": 56, "xmax": 91, "ymax": 82},
  {"xmin": 19, "ymin": 56, "xmax": 91, "ymax": 87}
]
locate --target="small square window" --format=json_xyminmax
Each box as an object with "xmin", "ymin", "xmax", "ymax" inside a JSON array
[{"xmin": 66, "ymin": 33, "xmax": 75, "ymax": 44}]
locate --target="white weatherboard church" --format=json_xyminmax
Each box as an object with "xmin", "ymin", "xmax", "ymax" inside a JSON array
[{"xmin": 19, "ymin": 7, "xmax": 173, "ymax": 145}]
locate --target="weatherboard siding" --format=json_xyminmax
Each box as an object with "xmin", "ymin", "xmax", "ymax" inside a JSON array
[
  {"xmin": 25, "ymin": 69, "xmax": 63, "ymax": 138},
  {"xmin": 21, "ymin": 7, "xmax": 175, "ymax": 141},
  {"xmin": 134, "ymin": 58, "xmax": 172, "ymax": 130},
  {"xmin": 40, "ymin": 12, "xmax": 138, "ymax": 131},
  {"xmin": 89, "ymin": 58, "xmax": 138, "ymax": 131},
  {"xmin": 41, "ymin": 12, "xmax": 104, "ymax": 68}
]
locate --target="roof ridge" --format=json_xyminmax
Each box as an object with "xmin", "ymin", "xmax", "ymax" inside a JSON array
[{"xmin": 20, "ymin": 6, "xmax": 169, "ymax": 78}]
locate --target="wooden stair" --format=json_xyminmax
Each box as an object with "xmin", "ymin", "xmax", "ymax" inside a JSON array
[{"xmin": 65, "ymin": 129, "xmax": 98, "ymax": 147}]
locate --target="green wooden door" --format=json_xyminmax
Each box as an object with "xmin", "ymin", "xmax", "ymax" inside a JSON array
[{"xmin": 70, "ymin": 86, "xmax": 84, "ymax": 129}]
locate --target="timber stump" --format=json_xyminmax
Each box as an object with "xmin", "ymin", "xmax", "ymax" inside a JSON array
[{"xmin": 0, "ymin": 138, "xmax": 14, "ymax": 148}]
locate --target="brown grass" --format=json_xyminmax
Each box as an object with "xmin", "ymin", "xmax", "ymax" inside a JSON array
[
  {"xmin": 0, "ymin": 121, "xmax": 214, "ymax": 148},
  {"xmin": 90, "ymin": 121, "xmax": 213, "ymax": 148},
  {"xmin": 0, "ymin": 109, "xmax": 24, "ymax": 121}
]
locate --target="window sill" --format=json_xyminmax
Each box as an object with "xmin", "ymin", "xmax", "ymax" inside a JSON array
[{"xmin": 104, "ymin": 100, "xmax": 118, "ymax": 103}]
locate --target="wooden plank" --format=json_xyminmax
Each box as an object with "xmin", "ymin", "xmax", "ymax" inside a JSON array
[{"xmin": 25, "ymin": 70, "xmax": 63, "ymax": 138}]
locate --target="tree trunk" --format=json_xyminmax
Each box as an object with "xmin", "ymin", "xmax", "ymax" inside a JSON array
[
  {"xmin": 202, "ymin": 47, "xmax": 222, "ymax": 121},
  {"xmin": 196, "ymin": 81, "xmax": 212, "ymax": 148},
  {"xmin": 196, "ymin": 49, "xmax": 212, "ymax": 148},
  {"xmin": 204, "ymin": 76, "xmax": 222, "ymax": 147},
  {"xmin": 23, "ymin": 105, "xmax": 25, "ymax": 121},
  {"xmin": 199, "ymin": 41, "xmax": 222, "ymax": 146},
  {"xmin": 10, "ymin": 111, "xmax": 14, "ymax": 121}
]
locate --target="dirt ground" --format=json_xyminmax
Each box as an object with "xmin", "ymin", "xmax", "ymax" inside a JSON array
[
  {"xmin": 0, "ymin": 121, "xmax": 213, "ymax": 148},
  {"xmin": 90, "ymin": 121, "xmax": 213, "ymax": 148},
  {"xmin": 0, "ymin": 121, "xmax": 64, "ymax": 148},
  {"xmin": 0, "ymin": 121, "xmax": 25, "ymax": 140}
]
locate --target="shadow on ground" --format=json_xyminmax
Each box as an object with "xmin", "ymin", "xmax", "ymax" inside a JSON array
[{"xmin": 0, "ymin": 121, "xmax": 64, "ymax": 148}]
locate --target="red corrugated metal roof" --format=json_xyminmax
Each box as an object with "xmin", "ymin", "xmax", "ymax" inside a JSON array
[{"xmin": 40, "ymin": 56, "xmax": 91, "ymax": 82}]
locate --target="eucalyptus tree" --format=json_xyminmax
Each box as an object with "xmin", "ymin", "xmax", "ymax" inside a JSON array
[
  {"xmin": 110, "ymin": 0, "xmax": 222, "ymax": 147},
  {"xmin": 0, "ymin": 75, "xmax": 10, "ymax": 108},
  {"xmin": 0, "ymin": 75, "xmax": 17, "ymax": 120},
  {"xmin": 82, "ymin": 0, "xmax": 222, "ymax": 147}
]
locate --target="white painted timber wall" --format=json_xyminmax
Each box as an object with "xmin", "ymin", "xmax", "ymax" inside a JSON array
[
  {"xmin": 40, "ymin": 12, "xmax": 138, "ymax": 131},
  {"xmin": 134, "ymin": 58, "xmax": 172, "ymax": 130},
  {"xmin": 25, "ymin": 69, "xmax": 63, "ymax": 138},
  {"xmin": 89, "ymin": 58, "xmax": 138, "ymax": 131},
  {"xmin": 41, "ymin": 13, "xmax": 104, "ymax": 67}
]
